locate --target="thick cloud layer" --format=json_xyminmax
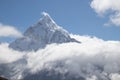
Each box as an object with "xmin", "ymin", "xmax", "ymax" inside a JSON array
[
  {"xmin": 0, "ymin": 35, "xmax": 120, "ymax": 80},
  {"xmin": 90, "ymin": 0, "xmax": 120, "ymax": 26},
  {"xmin": 0, "ymin": 43, "xmax": 23, "ymax": 63}
]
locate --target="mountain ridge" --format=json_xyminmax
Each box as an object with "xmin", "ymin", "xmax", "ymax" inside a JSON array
[{"xmin": 9, "ymin": 12, "xmax": 80, "ymax": 51}]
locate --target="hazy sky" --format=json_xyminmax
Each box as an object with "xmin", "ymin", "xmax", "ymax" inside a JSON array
[{"xmin": 0, "ymin": 0, "xmax": 120, "ymax": 42}]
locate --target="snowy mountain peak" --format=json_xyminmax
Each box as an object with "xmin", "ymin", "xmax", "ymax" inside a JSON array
[
  {"xmin": 9, "ymin": 12, "xmax": 80, "ymax": 51},
  {"xmin": 37, "ymin": 12, "xmax": 59, "ymax": 30},
  {"xmin": 41, "ymin": 12, "xmax": 57, "ymax": 25},
  {"xmin": 41, "ymin": 12, "xmax": 52, "ymax": 20},
  {"xmin": 42, "ymin": 12, "xmax": 49, "ymax": 16},
  {"xmin": 41, "ymin": 12, "xmax": 55, "ymax": 23}
]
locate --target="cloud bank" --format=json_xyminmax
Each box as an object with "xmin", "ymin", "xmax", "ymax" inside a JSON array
[
  {"xmin": 0, "ymin": 35, "xmax": 120, "ymax": 80},
  {"xmin": 90, "ymin": 0, "xmax": 120, "ymax": 26},
  {"xmin": 0, "ymin": 43, "xmax": 23, "ymax": 64},
  {"xmin": 0, "ymin": 23, "xmax": 22, "ymax": 38}
]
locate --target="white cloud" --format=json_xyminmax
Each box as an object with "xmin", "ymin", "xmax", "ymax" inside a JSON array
[
  {"xmin": 110, "ymin": 73, "xmax": 120, "ymax": 80},
  {"xmin": 90, "ymin": 0, "xmax": 120, "ymax": 26},
  {"xmin": 86, "ymin": 75, "xmax": 97, "ymax": 80},
  {"xmin": 0, "ymin": 23, "xmax": 23, "ymax": 38},
  {"xmin": 0, "ymin": 43, "xmax": 24, "ymax": 63},
  {"xmin": 0, "ymin": 35, "xmax": 120, "ymax": 79}
]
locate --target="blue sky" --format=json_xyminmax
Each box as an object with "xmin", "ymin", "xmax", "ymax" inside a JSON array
[{"xmin": 0, "ymin": 0, "xmax": 120, "ymax": 42}]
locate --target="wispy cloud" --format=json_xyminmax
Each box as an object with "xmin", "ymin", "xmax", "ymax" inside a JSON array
[
  {"xmin": 90, "ymin": 0, "xmax": 120, "ymax": 26},
  {"xmin": 0, "ymin": 23, "xmax": 23, "ymax": 38}
]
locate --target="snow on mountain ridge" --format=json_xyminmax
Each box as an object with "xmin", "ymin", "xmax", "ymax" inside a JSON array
[
  {"xmin": 9, "ymin": 12, "xmax": 80, "ymax": 51},
  {"xmin": 41, "ymin": 12, "xmax": 57, "ymax": 25}
]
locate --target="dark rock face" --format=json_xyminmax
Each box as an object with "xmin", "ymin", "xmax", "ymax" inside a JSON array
[{"xmin": 0, "ymin": 77, "xmax": 8, "ymax": 80}]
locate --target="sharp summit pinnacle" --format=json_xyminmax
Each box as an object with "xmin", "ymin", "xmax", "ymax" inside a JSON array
[{"xmin": 9, "ymin": 12, "xmax": 80, "ymax": 51}]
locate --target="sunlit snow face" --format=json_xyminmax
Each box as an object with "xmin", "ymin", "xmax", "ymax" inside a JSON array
[{"xmin": 0, "ymin": 35, "xmax": 120, "ymax": 80}]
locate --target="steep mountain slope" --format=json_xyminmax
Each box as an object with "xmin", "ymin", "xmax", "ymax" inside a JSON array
[{"xmin": 9, "ymin": 12, "xmax": 79, "ymax": 51}]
